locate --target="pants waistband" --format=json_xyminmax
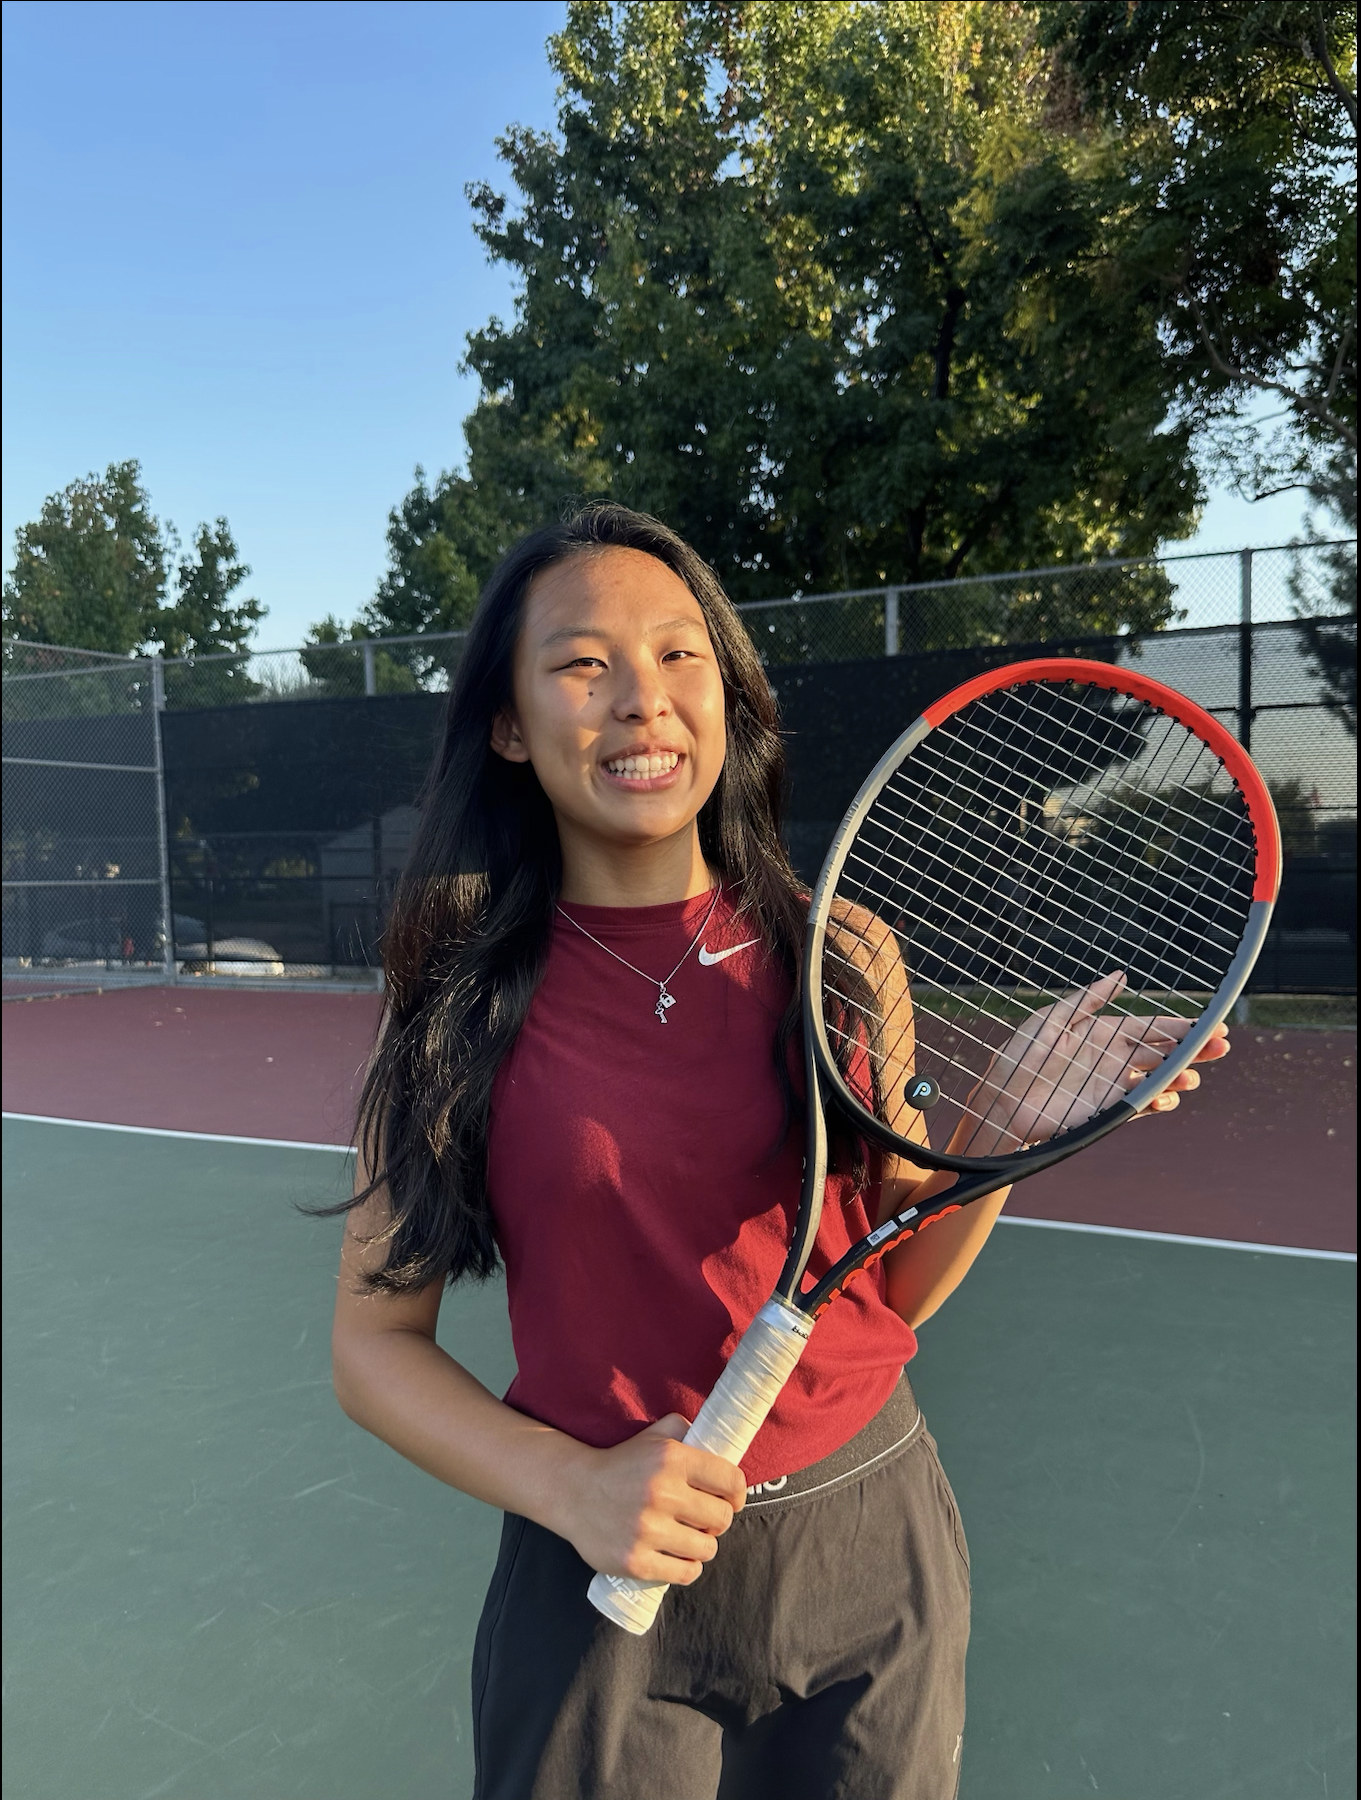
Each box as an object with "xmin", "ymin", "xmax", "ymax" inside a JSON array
[{"xmin": 741, "ymin": 1371, "xmax": 923, "ymax": 1513}]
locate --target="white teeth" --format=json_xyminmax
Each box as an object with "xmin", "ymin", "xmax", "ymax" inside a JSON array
[{"xmin": 605, "ymin": 752, "xmax": 679, "ymax": 779}]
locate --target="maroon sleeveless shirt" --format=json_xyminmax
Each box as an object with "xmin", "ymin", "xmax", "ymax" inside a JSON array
[{"xmin": 485, "ymin": 886, "xmax": 918, "ymax": 1483}]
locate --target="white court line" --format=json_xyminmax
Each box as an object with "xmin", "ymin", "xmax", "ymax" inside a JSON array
[
  {"xmin": 2, "ymin": 1111, "xmax": 354, "ymax": 1155},
  {"xmin": 999, "ymin": 1214, "xmax": 1356, "ymax": 1264},
  {"xmin": 4, "ymin": 1112, "xmax": 1355, "ymax": 1265}
]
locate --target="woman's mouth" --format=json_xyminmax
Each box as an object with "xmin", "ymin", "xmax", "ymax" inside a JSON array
[{"xmin": 602, "ymin": 750, "xmax": 681, "ymax": 785}]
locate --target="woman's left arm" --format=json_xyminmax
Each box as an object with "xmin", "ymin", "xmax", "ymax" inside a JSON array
[{"xmin": 874, "ymin": 1013, "xmax": 1232, "ymax": 1332}]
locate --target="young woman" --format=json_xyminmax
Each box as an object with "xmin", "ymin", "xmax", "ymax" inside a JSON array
[{"xmin": 329, "ymin": 504, "xmax": 1228, "ymax": 1799}]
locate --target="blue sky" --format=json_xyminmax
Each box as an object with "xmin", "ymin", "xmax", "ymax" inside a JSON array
[
  {"xmin": 2, "ymin": 0, "xmax": 1318, "ymax": 648},
  {"xmin": 2, "ymin": 0, "xmax": 565, "ymax": 646}
]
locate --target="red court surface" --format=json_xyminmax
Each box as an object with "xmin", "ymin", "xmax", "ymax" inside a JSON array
[
  {"xmin": 2, "ymin": 986, "xmax": 378, "ymax": 1150},
  {"xmin": 2, "ymin": 985, "xmax": 1355, "ymax": 1253}
]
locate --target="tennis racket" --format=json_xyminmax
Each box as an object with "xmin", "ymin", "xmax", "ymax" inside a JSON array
[{"xmin": 588, "ymin": 656, "xmax": 1281, "ymax": 1634}]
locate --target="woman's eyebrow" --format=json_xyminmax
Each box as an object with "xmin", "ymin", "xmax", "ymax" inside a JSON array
[
  {"xmin": 539, "ymin": 625, "xmax": 605, "ymax": 648},
  {"xmin": 646, "ymin": 615, "xmax": 707, "ymax": 637},
  {"xmin": 539, "ymin": 615, "xmax": 705, "ymax": 649}
]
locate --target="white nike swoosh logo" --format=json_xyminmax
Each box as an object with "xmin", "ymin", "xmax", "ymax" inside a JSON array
[{"xmin": 697, "ymin": 939, "xmax": 759, "ymax": 966}]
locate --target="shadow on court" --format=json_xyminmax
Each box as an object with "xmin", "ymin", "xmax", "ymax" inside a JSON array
[{"xmin": 2, "ymin": 1119, "xmax": 1355, "ymax": 1799}]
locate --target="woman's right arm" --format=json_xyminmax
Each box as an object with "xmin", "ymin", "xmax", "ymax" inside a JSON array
[{"xmin": 330, "ymin": 1168, "xmax": 746, "ymax": 1583}]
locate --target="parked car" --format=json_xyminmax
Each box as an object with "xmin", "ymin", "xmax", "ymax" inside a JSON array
[{"xmin": 161, "ymin": 915, "xmax": 287, "ymax": 977}]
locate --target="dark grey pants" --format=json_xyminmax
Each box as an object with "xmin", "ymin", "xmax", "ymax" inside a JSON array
[{"xmin": 471, "ymin": 1378, "xmax": 971, "ymax": 1799}]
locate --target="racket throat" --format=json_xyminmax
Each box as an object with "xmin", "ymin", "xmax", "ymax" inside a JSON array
[{"xmin": 775, "ymin": 1047, "xmax": 832, "ymax": 1305}]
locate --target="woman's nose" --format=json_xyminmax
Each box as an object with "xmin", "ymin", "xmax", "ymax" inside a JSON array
[{"xmin": 613, "ymin": 661, "xmax": 669, "ymax": 721}]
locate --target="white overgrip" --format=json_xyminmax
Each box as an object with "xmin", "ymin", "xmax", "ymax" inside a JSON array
[{"xmin": 587, "ymin": 1299, "xmax": 813, "ymax": 1635}]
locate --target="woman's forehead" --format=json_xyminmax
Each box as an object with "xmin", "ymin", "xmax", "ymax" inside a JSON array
[{"xmin": 524, "ymin": 546, "xmax": 703, "ymax": 632}]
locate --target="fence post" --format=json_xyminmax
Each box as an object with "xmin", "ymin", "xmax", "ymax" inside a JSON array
[
  {"xmin": 884, "ymin": 587, "xmax": 901, "ymax": 657},
  {"xmin": 150, "ymin": 657, "xmax": 177, "ymax": 984},
  {"xmin": 363, "ymin": 640, "xmax": 377, "ymax": 697},
  {"xmin": 370, "ymin": 812, "xmax": 383, "ymax": 977},
  {"xmin": 1238, "ymin": 548, "xmax": 1253, "ymax": 752}
]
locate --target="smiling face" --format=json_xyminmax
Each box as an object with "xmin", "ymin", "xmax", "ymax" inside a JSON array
[{"xmin": 490, "ymin": 546, "xmax": 728, "ymax": 898}]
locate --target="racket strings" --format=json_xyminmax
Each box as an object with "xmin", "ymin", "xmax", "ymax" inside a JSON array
[
  {"xmin": 822, "ymin": 912, "xmax": 1148, "ymax": 1151},
  {"xmin": 821, "ymin": 885, "xmax": 1149, "ymax": 1147},
  {"xmin": 907, "ymin": 709, "xmax": 1245, "ymax": 1144},
  {"xmin": 880, "ymin": 686, "xmax": 1255, "ymax": 977},
  {"xmin": 837, "ymin": 751, "xmax": 1240, "ymax": 1036},
  {"xmin": 849, "ymin": 705, "xmax": 1252, "ymax": 1123},
  {"xmin": 821, "ymin": 678, "xmax": 1258, "ymax": 1155},
  {"xmin": 937, "ymin": 694, "xmax": 1255, "ymax": 970},
  {"xmin": 846, "ymin": 780, "xmax": 1245, "ymax": 995},
  {"xmin": 900, "ymin": 722, "xmax": 1253, "ymax": 913},
  {"xmin": 945, "ymin": 817, "xmax": 1245, "ymax": 1150},
  {"xmin": 835, "ymin": 694, "xmax": 1245, "ymax": 1144},
  {"xmin": 850, "ymin": 766, "xmax": 1248, "ymax": 1002},
  {"xmin": 903, "ymin": 733, "xmax": 1255, "ymax": 945},
  {"xmin": 886, "ymin": 696, "xmax": 1254, "ymax": 952}
]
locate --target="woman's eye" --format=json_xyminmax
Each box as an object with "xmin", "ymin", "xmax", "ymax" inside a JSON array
[{"xmin": 561, "ymin": 656, "xmax": 605, "ymax": 671}]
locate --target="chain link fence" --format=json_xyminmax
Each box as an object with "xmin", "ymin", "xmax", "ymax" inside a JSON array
[
  {"xmin": 98, "ymin": 539, "xmax": 1350, "ymax": 705},
  {"xmin": 4, "ymin": 541, "xmax": 1354, "ymax": 996},
  {"xmin": 738, "ymin": 539, "xmax": 1352, "ymax": 665},
  {"xmin": 2, "ymin": 641, "xmax": 172, "ymax": 989}
]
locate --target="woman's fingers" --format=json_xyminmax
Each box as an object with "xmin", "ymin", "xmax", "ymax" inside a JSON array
[
  {"xmin": 583, "ymin": 1420, "xmax": 753, "ymax": 1584},
  {"xmin": 671, "ymin": 1484, "xmax": 739, "ymax": 1537},
  {"xmin": 1053, "ymin": 970, "xmax": 1127, "ymax": 1032},
  {"xmin": 681, "ymin": 1444, "xmax": 748, "ymax": 1513},
  {"xmin": 650, "ymin": 1519, "xmax": 728, "ymax": 1571},
  {"xmin": 988, "ymin": 986, "xmax": 1233, "ymax": 1146},
  {"xmin": 1127, "ymin": 1016, "xmax": 1187, "ymax": 1049},
  {"xmin": 1141, "ymin": 1019, "xmax": 1231, "ymax": 1062}
]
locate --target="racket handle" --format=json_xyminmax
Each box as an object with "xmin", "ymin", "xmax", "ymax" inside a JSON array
[{"xmin": 587, "ymin": 1299, "xmax": 813, "ymax": 1635}]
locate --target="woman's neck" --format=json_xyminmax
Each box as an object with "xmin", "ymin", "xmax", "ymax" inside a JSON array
[{"xmin": 556, "ymin": 821, "xmax": 716, "ymax": 908}]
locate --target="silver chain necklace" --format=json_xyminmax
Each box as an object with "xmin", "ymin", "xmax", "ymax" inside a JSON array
[{"xmin": 555, "ymin": 887, "xmax": 723, "ymax": 1023}]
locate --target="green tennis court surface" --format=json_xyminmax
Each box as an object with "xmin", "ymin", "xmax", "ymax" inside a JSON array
[{"xmin": 3, "ymin": 1119, "xmax": 1354, "ymax": 1800}]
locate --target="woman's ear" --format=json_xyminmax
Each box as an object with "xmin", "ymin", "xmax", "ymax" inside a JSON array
[{"xmin": 490, "ymin": 705, "xmax": 531, "ymax": 763}]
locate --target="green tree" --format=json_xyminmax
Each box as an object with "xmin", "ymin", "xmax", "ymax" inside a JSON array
[
  {"xmin": 3, "ymin": 466, "xmax": 268, "ymax": 696},
  {"xmin": 447, "ymin": 2, "xmax": 1199, "ymax": 613},
  {"xmin": 162, "ymin": 520, "xmax": 263, "ymax": 659},
  {"xmin": 321, "ymin": 0, "xmax": 1202, "ymax": 663},
  {"xmin": 2, "ymin": 460, "xmax": 169, "ymax": 652},
  {"xmin": 303, "ymin": 466, "xmax": 493, "ymax": 688},
  {"xmin": 366, "ymin": 467, "xmax": 483, "ymax": 637},
  {"xmin": 1041, "ymin": 1, "xmax": 1357, "ymax": 498},
  {"xmin": 160, "ymin": 520, "xmax": 267, "ymax": 706},
  {"xmin": 298, "ymin": 615, "xmax": 421, "ymax": 696},
  {"xmin": 1289, "ymin": 449, "xmax": 1357, "ymax": 735}
]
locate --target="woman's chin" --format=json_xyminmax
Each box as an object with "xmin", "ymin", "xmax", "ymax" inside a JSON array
[{"xmin": 579, "ymin": 804, "xmax": 701, "ymax": 851}]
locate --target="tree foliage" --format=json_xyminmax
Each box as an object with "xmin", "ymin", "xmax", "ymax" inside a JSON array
[
  {"xmin": 162, "ymin": 520, "xmax": 264, "ymax": 660},
  {"xmin": 2, "ymin": 462, "xmax": 266, "ymax": 676},
  {"xmin": 366, "ymin": 468, "xmax": 484, "ymax": 636},
  {"xmin": 1042, "ymin": 0, "xmax": 1357, "ymax": 498},
  {"xmin": 160, "ymin": 520, "xmax": 267, "ymax": 705},
  {"xmin": 298, "ymin": 614, "xmax": 423, "ymax": 697},
  {"xmin": 357, "ymin": 0, "xmax": 1205, "ymax": 648},
  {"xmin": 3, "ymin": 461, "xmax": 169, "ymax": 653}
]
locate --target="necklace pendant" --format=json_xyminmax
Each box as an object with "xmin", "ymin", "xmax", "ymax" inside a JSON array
[{"xmin": 655, "ymin": 986, "xmax": 676, "ymax": 1023}]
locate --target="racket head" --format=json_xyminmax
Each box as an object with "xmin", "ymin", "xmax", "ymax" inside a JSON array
[{"xmin": 803, "ymin": 657, "xmax": 1281, "ymax": 1177}]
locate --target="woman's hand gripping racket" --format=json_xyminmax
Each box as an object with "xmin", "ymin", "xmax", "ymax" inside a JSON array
[{"xmin": 589, "ymin": 657, "xmax": 1281, "ymax": 1634}]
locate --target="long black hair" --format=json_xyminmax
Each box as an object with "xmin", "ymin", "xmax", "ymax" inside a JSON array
[{"xmin": 320, "ymin": 502, "xmax": 810, "ymax": 1294}]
